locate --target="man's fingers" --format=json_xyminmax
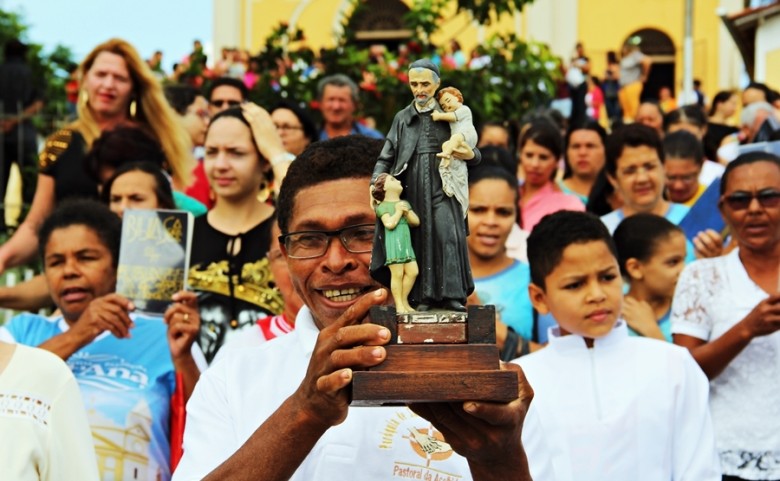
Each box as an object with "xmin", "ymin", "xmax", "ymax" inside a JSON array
[
  {"xmin": 316, "ymin": 368, "xmax": 353, "ymax": 394},
  {"xmin": 330, "ymin": 344, "xmax": 386, "ymax": 369},
  {"xmin": 329, "ymin": 288, "xmax": 387, "ymax": 331}
]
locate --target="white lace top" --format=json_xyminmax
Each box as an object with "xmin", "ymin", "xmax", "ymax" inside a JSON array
[{"xmin": 671, "ymin": 249, "xmax": 780, "ymax": 479}]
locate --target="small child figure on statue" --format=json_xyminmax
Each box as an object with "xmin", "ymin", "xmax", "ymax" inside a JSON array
[
  {"xmin": 372, "ymin": 173, "xmax": 420, "ymax": 314},
  {"xmin": 432, "ymin": 87, "xmax": 477, "ymax": 166},
  {"xmin": 431, "ymin": 86, "xmax": 475, "ymax": 217}
]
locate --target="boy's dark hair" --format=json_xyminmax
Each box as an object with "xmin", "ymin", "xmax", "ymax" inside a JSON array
[
  {"xmin": 721, "ymin": 151, "xmax": 780, "ymax": 196},
  {"xmin": 39, "ymin": 199, "xmax": 122, "ymax": 268},
  {"xmin": 605, "ymin": 124, "xmax": 664, "ymax": 177},
  {"xmin": 613, "ymin": 213, "xmax": 683, "ymax": 277},
  {"xmin": 164, "ymin": 84, "xmax": 202, "ymax": 115},
  {"xmin": 663, "ymin": 130, "xmax": 704, "ymax": 166},
  {"xmin": 206, "ymin": 77, "xmax": 248, "ymax": 101},
  {"xmin": 277, "ymin": 136, "xmax": 383, "ymax": 234},
  {"xmin": 527, "ymin": 210, "xmax": 617, "ymax": 288},
  {"xmin": 100, "ymin": 161, "xmax": 176, "ymax": 210}
]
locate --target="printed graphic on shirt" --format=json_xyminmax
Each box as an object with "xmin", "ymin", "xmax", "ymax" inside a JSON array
[
  {"xmin": 68, "ymin": 352, "xmax": 172, "ymax": 481},
  {"xmin": 379, "ymin": 408, "xmax": 463, "ymax": 480}
]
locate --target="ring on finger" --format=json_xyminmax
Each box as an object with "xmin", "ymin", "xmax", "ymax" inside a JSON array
[{"xmin": 183, "ymin": 312, "xmax": 189, "ymax": 322}]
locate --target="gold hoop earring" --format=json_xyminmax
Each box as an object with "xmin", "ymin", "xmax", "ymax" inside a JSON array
[
  {"xmin": 129, "ymin": 99, "xmax": 137, "ymax": 118},
  {"xmin": 257, "ymin": 179, "xmax": 272, "ymax": 204}
]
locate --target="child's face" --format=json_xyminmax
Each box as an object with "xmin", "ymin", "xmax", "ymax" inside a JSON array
[
  {"xmin": 384, "ymin": 175, "xmax": 403, "ymax": 196},
  {"xmin": 439, "ymin": 92, "xmax": 461, "ymax": 112},
  {"xmin": 632, "ymin": 232, "xmax": 687, "ymax": 299},
  {"xmin": 529, "ymin": 240, "xmax": 623, "ymax": 346}
]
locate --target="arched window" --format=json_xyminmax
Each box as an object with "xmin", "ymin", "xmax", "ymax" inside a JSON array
[
  {"xmin": 624, "ymin": 28, "xmax": 677, "ymax": 103},
  {"xmin": 348, "ymin": 0, "xmax": 412, "ymax": 48}
]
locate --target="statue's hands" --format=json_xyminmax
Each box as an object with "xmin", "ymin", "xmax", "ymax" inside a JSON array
[
  {"xmin": 450, "ymin": 148, "xmax": 475, "ymax": 161},
  {"xmin": 431, "ymin": 111, "xmax": 445, "ymax": 121}
]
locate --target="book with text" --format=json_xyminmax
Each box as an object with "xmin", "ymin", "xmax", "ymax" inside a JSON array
[{"xmin": 116, "ymin": 209, "xmax": 194, "ymax": 315}]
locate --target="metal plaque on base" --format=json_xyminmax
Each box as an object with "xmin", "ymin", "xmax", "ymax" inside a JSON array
[{"xmin": 351, "ymin": 305, "xmax": 518, "ymax": 406}]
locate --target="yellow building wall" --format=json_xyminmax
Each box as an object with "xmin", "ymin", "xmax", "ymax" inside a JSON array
[
  {"xmin": 578, "ymin": 0, "xmax": 725, "ymax": 97},
  {"xmin": 766, "ymin": 48, "xmax": 780, "ymax": 82}
]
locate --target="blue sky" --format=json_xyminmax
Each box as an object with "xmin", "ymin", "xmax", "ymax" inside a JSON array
[{"xmin": 2, "ymin": 0, "xmax": 212, "ymax": 72}]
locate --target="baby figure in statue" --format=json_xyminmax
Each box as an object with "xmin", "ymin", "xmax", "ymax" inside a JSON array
[
  {"xmin": 372, "ymin": 173, "xmax": 420, "ymax": 313},
  {"xmin": 432, "ymin": 87, "xmax": 477, "ymax": 166}
]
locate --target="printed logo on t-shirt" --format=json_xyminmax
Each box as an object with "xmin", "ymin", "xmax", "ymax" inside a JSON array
[
  {"xmin": 68, "ymin": 353, "xmax": 149, "ymax": 391},
  {"xmin": 379, "ymin": 408, "xmax": 463, "ymax": 480}
]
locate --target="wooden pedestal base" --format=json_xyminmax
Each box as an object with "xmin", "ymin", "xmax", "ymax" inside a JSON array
[{"xmin": 351, "ymin": 305, "xmax": 519, "ymax": 406}]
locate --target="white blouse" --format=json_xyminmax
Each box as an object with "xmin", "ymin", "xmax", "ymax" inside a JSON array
[{"xmin": 671, "ymin": 249, "xmax": 780, "ymax": 479}]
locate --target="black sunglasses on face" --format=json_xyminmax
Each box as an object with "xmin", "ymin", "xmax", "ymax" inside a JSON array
[
  {"xmin": 210, "ymin": 99, "xmax": 242, "ymax": 108},
  {"xmin": 721, "ymin": 189, "xmax": 780, "ymax": 210}
]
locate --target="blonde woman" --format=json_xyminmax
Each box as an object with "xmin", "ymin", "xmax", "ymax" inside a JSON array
[{"xmin": 0, "ymin": 38, "xmax": 193, "ymax": 273}]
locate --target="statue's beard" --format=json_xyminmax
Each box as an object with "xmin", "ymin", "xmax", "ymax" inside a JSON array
[{"xmin": 414, "ymin": 95, "xmax": 431, "ymax": 107}]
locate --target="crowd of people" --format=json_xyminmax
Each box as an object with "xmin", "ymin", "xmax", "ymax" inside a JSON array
[{"xmin": 0, "ymin": 32, "xmax": 779, "ymax": 481}]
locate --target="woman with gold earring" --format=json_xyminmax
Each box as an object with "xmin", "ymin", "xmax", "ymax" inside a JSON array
[
  {"xmin": 187, "ymin": 106, "xmax": 292, "ymax": 363},
  {"xmin": 0, "ymin": 38, "xmax": 194, "ymax": 274}
]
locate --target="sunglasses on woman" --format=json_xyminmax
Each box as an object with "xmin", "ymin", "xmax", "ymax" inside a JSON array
[{"xmin": 720, "ymin": 189, "xmax": 780, "ymax": 210}]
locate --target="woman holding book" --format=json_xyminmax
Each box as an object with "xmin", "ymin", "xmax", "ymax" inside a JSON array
[
  {"xmin": 188, "ymin": 107, "xmax": 288, "ymax": 363},
  {"xmin": 0, "ymin": 161, "xmax": 179, "ymax": 313},
  {"xmin": 0, "ymin": 199, "xmax": 202, "ymax": 481}
]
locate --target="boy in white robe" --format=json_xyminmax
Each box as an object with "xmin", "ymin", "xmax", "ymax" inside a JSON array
[{"xmin": 515, "ymin": 210, "xmax": 721, "ymax": 481}]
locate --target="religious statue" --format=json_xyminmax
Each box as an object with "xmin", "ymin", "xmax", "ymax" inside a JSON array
[
  {"xmin": 354, "ymin": 60, "xmax": 517, "ymax": 405},
  {"xmin": 370, "ymin": 59, "xmax": 480, "ymax": 313}
]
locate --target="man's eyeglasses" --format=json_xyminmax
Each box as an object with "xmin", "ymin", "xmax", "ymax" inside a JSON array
[
  {"xmin": 720, "ymin": 189, "xmax": 780, "ymax": 210},
  {"xmin": 210, "ymin": 99, "xmax": 242, "ymax": 108},
  {"xmin": 280, "ymin": 223, "xmax": 375, "ymax": 259}
]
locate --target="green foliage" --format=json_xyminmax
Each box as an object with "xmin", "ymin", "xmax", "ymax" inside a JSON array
[
  {"xmin": 454, "ymin": 0, "xmax": 537, "ymax": 25},
  {"xmin": 403, "ymin": 0, "xmax": 449, "ymax": 44}
]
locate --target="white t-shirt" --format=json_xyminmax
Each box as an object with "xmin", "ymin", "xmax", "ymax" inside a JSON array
[
  {"xmin": 515, "ymin": 322, "xmax": 720, "ymax": 481},
  {"xmin": 174, "ymin": 306, "xmax": 554, "ymax": 481},
  {"xmin": 671, "ymin": 249, "xmax": 780, "ymax": 479},
  {"xmin": 0, "ymin": 345, "xmax": 100, "ymax": 481}
]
